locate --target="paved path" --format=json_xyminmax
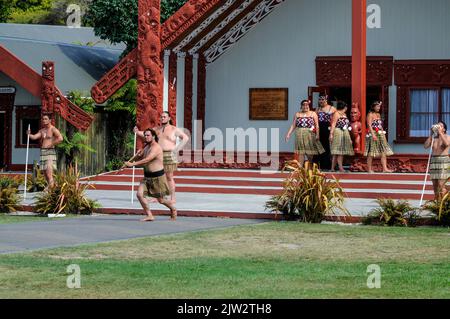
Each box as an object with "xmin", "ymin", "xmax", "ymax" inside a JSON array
[
  {"xmin": 22, "ymin": 191, "xmax": 424, "ymax": 216},
  {"xmin": 0, "ymin": 215, "xmax": 265, "ymax": 255}
]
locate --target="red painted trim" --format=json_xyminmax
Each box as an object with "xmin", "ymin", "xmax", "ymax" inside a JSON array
[
  {"xmin": 316, "ymin": 56, "xmax": 393, "ymax": 86},
  {"xmin": 88, "ymin": 176, "xmax": 434, "ymax": 191},
  {"xmin": 0, "ymin": 45, "xmax": 42, "ymax": 98},
  {"xmin": 161, "ymin": 0, "xmax": 225, "ymax": 48},
  {"xmin": 0, "ymin": 92, "xmax": 15, "ymax": 169},
  {"xmin": 197, "ymin": 54, "xmax": 207, "ymax": 149},
  {"xmin": 0, "ymin": 46, "xmax": 92, "ymax": 131},
  {"xmin": 394, "ymin": 60, "xmax": 450, "ymax": 142},
  {"xmin": 168, "ymin": 52, "xmax": 178, "ymax": 125},
  {"xmin": 184, "ymin": 54, "xmax": 193, "ymax": 134},
  {"xmin": 352, "ymin": 0, "xmax": 367, "ymax": 155},
  {"xmin": 6, "ymin": 164, "xmax": 33, "ymax": 172}
]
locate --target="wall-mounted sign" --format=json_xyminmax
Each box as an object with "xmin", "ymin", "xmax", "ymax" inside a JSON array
[
  {"xmin": 249, "ymin": 88, "xmax": 288, "ymax": 120},
  {"xmin": 0, "ymin": 87, "xmax": 16, "ymax": 94}
]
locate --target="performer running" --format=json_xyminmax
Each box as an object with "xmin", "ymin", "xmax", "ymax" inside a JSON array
[
  {"xmin": 134, "ymin": 112, "xmax": 189, "ymax": 203},
  {"xmin": 424, "ymin": 122, "xmax": 450, "ymax": 200},
  {"xmin": 316, "ymin": 95, "xmax": 336, "ymax": 170},
  {"xmin": 285, "ymin": 100, "xmax": 325, "ymax": 167},
  {"xmin": 329, "ymin": 101, "xmax": 354, "ymax": 172},
  {"xmin": 124, "ymin": 128, "xmax": 177, "ymax": 222},
  {"xmin": 27, "ymin": 114, "xmax": 63, "ymax": 189},
  {"xmin": 365, "ymin": 101, "xmax": 394, "ymax": 173}
]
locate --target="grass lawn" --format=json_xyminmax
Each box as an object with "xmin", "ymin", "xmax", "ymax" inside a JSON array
[{"xmin": 0, "ymin": 222, "xmax": 448, "ymax": 298}]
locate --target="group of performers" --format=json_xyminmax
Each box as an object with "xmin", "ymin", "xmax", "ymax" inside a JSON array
[
  {"xmin": 285, "ymin": 97, "xmax": 394, "ymax": 173},
  {"xmin": 27, "ymin": 111, "xmax": 189, "ymax": 222},
  {"xmin": 285, "ymin": 96, "xmax": 450, "ymax": 199},
  {"xmin": 25, "ymin": 100, "xmax": 449, "ymax": 218}
]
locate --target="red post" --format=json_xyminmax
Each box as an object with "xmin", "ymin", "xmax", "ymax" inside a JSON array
[
  {"xmin": 352, "ymin": 0, "xmax": 367, "ymax": 154},
  {"xmin": 136, "ymin": 0, "xmax": 163, "ymax": 147}
]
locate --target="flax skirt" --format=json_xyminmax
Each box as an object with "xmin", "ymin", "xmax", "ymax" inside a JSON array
[
  {"xmin": 364, "ymin": 134, "xmax": 394, "ymax": 157},
  {"xmin": 295, "ymin": 128, "xmax": 325, "ymax": 155},
  {"xmin": 330, "ymin": 129, "xmax": 355, "ymax": 156},
  {"xmin": 430, "ymin": 156, "xmax": 450, "ymax": 180}
]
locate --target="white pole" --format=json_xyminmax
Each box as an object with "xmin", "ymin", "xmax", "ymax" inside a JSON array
[
  {"xmin": 131, "ymin": 132, "xmax": 137, "ymax": 204},
  {"xmin": 419, "ymin": 137, "xmax": 434, "ymax": 207},
  {"xmin": 23, "ymin": 124, "xmax": 30, "ymax": 200}
]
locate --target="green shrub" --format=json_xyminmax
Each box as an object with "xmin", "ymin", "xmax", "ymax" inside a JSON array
[
  {"xmin": 0, "ymin": 176, "xmax": 21, "ymax": 189},
  {"xmin": 106, "ymin": 157, "xmax": 127, "ymax": 172},
  {"xmin": 25, "ymin": 169, "xmax": 47, "ymax": 193},
  {"xmin": 265, "ymin": 161, "xmax": 349, "ymax": 223},
  {"xmin": 363, "ymin": 198, "xmax": 418, "ymax": 227},
  {"xmin": 423, "ymin": 197, "xmax": 450, "ymax": 227},
  {"xmin": 0, "ymin": 176, "xmax": 21, "ymax": 214},
  {"xmin": 34, "ymin": 167, "xmax": 100, "ymax": 216}
]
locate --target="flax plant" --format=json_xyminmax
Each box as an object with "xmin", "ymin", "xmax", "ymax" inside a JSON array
[{"xmin": 265, "ymin": 161, "xmax": 349, "ymax": 223}]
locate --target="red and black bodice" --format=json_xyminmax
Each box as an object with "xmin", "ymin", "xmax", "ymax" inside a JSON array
[
  {"xmin": 318, "ymin": 111, "xmax": 332, "ymax": 124},
  {"xmin": 371, "ymin": 119, "xmax": 384, "ymax": 130},
  {"xmin": 296, "ymin": 116, "xmax": 315, "ymax": 128},
  {"xmin": 336, "ymin": 117, "xmax": 350, "ymax": 129}
]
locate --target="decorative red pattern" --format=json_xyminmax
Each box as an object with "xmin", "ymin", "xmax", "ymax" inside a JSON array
[
  {"xmin": 168, "ymin": 52, "xmax": 178, "ymax": 125},
  {"xmin": 161, "ymin": 0, "xmax": 224, "ymax": 48},
  {"xmin": 0, "ymin": 93, "xmax": 14, "ymax": 169},
  {"xmin": 91, "ymin": 0, "xmax": 225, "ymax": 106},
  {"xmin": 394, "ymin": 60, "xmax": 450, "ymax": 143},
  {"xmin": 41, "ymin": 61, "xmax": 55, "ymax": 116},
  {"xmin": 350, "ymin": 155, "xmax": 428, "ymax": 173},
  {"xmin": 136, "ymin": 0, "xmax": 163, "ymax": 133},
  {"xmin": 91, "ymin": 50, "xmax": 137, "ymax": 104},
  {"xmin": 394, "ymin": 60, "xmax": 450, "ymax": 86},
  {"xmin": 41, "ymin": 62, "xmax": 93, "ymax": 131},
  {"xmin": 184, "ymin": 54, "xmax": 193, "ymax": 133},
  {"xmin": 316, "ymin": 56, "xmax": 393, "ymax": 86},
  {"xmin": 197, "ymin": 54, "xmax": 206, "ymax": 149}
]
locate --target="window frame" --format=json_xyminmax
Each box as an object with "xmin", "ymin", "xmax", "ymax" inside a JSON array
[
  {"xmin": 394, "ymin": 59, "xmax": 450, "ymax": 144},
  {"xmin": 15, "ymin": 106, "xmax": 41, "ymax": 149}
]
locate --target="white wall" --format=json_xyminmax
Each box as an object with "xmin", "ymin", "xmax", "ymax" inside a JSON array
[{"xmin": 205, "ymin": 0, "xmax": 450, "ymax": 153}]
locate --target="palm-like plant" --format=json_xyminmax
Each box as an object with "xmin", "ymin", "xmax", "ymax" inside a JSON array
[
  {"xmin": 57, "ymin": 131, "xmax": 95, "ymax": 174},
  {"xmin": 0, "ymin": 176, "xmax": 21, "ymax": 214},
  {"xmin": 364, "ymin": 198, "xmax": 417, "ymax": 227},
  {"xmin": 34, "ymin": 166, "xmax": 99, "ymax": 216},
  {"xmin": 423, "ymin": 194, "xmax": 450, "ymax": 226},
  {"xmin": 265, "ymin": 161, "xmax": 349, "ymax": 223}
]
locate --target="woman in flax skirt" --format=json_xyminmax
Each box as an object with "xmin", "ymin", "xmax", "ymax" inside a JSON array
[
  {"xmin": 365, "ymin": 101, "xmax": 394, "ymax": 173},
  {"xmin": 285, "ymin": 100, "xmax": 325, "ymax": 167},
  {"xmin": 329, "ymin": 101, "xmax": 355, "ymax": 172}
]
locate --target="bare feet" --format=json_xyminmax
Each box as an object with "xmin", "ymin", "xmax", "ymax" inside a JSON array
[
  {"xmin": 140, "ymin": 216, "xmax": 155, "ymax": 222},
  {"xmin": 170, "ymin": 209, "xmax": 177, "ymax": 221},
  {"xmin": 368, "ymin": 170, "xmax": 375, "ymax": 174},
  {"xmin": 339, "ymin": 168, "xmax": 346, "ymax": 172}
]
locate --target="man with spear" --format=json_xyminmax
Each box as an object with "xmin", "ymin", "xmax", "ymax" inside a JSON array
[
  {"xmin": 27, "ymin": 114, "xmax": 63, "ymax": 189},
  {"xmin": 124, "ymin": 128, "xmax": 177, "ymax": 222}
]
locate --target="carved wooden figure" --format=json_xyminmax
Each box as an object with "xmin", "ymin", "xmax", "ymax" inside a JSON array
[{"xmin": 350, "ymin": 103, "xmax": 362, "ymax": 154}]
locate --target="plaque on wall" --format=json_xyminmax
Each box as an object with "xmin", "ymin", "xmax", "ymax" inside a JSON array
[{"xmin": 249, "ymin": 88, "xmax": 288, "ymax": 120}]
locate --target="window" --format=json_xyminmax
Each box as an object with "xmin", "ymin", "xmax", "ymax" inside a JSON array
[
  {"xmin": 409, "ymin": 88, "xmax": 450, "ymax": 138},
  {"xmin": 394, "ymin": 60, "xmax": 450, "ymax": 143},
  {"xmin": 19, "ymin": 118, "xmax": 40, "ymax": 146},
  {"xmin": 15, "ymin": 106, "xmax": 40, "ymax": 148}
]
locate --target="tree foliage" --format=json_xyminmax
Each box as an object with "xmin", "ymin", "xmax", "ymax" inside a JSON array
[
  {"xmin": 88, "ymin": 0, "xmax": 187, "ymax": 54},
  {"xmin": 0, "ymin": 0, "xmax": 14, "ymax": 22}
]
